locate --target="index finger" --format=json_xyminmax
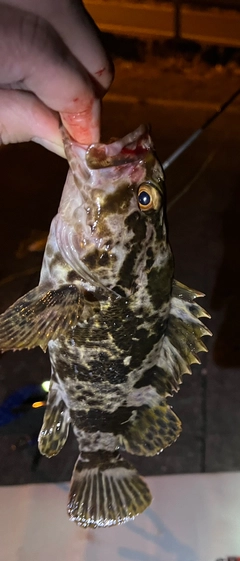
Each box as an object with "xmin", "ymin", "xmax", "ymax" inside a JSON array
[
  {"xmin": 6, "ymin": 0, "xmax": 114, "ymax": 92},
  {"xmin": 0, "ymin": 4, "xmax": 101, "ymax": 143}
]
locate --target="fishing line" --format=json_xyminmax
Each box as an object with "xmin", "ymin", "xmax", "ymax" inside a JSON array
[
  {"xmin": 163, "ymin": 88, "xmax": 240, "ymax": 170},
  {"xmin": 167, "ymin": 149, "xmax": 217, "ymax": 212}
]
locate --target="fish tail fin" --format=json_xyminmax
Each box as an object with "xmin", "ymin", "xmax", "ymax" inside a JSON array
[{"xmin": 68, "ymin": 450, "xmax": 152, "ymax": 528}]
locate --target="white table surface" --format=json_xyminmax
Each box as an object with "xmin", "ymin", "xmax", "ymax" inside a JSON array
[{"xmin": 1, "ymin": 472, "xmax": 240, "ymax": 561}]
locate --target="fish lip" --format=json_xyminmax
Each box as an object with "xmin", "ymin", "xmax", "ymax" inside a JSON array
[{"xmin": 104, "ymin": 124, "xmax": 149, "ymax": 157}]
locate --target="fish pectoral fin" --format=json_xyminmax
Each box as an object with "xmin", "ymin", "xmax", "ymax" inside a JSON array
[
  {"xmin": 119, "ymin": 402, "xmax": 181, "ymax": 456},
  {"xmin": 0, "ymin": 283, "xmax": 83, "ymax": 352},
  {"xmin": 68, "ymin": 451, "xmax": 152, "ymax": 528},
  {"xmin": 38, "ymin": 388, "xmax": 70, "ymax": 457}
]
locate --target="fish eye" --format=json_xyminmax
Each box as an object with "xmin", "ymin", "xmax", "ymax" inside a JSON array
[{"xmin": 137, "ymin": 183, "xmax": 161, "ymax": 211}]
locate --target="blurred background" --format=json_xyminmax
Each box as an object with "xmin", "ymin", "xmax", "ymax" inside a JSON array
[{"xmin": 1, "ymin": 0, "xmax": 240, "ymax": 485}]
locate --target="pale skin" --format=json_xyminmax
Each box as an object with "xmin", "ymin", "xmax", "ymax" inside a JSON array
[{"xmin": 0, "ymin": 0, "xmax": 114, "ymax": 156}]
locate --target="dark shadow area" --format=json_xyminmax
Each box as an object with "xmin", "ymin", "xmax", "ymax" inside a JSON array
[
  {"xmin": 152, "ymin": 38, "xmax": 201, "ymax": 61},
  {"xmin": 201, "ymin": 45, "xmax": 237, "ymax": 66},
  {"xmin": 183, "ymin": 0, "xmax": 240, "ymax": 9},
  {"xmin": 102, "ymin": 32, "xmax": 147, "ymax": 62},
  {"xmin": 102, "ymin": 30, "xmax": 240, "ymax": 69},
  {"xmin": 211, "ymin": 184, "xmax": 240, "ymax": 367},
  {"xmin": 102, "ymin": 30, "xmax": 240, "ymax": 68},
  {"xmin": 0, "ymin": 143, "xmax": 67, "ymax": 276}
]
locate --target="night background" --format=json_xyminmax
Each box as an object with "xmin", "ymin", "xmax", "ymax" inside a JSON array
[{"xmin": 1, "ymin": 0, "xmax": 240, "ymax": 490}]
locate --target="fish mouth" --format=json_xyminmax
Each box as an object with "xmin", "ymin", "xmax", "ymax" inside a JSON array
[
  {"xmin": 85, "ymin": 124, "xmax": 152, "ymax": 169},
  {"xmin": 62, "ymin": 124, "xmax": 152, "ymax": 172}
]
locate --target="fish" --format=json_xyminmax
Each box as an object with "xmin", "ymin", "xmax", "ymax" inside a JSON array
[{"xmin": 0, "ymin": 124, "xmax": 211, "ymax": 528}]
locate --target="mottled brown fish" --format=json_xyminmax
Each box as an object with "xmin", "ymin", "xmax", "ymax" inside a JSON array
[{"xmin": 0, "ymin": 125, "xmax": 211, "ymax": 528}]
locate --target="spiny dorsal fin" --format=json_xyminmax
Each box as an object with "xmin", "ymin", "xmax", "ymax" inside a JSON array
[
  {"xmin": 157, "ymin": 280, "xmax": 212, "ymax": 395},
  {"xmin": 0, "ymin": 284, "xmax": 83, "ymax": 352},
  {"xmin": 172, "ymin": 280, "xmax": 211, "ymax": 317}
]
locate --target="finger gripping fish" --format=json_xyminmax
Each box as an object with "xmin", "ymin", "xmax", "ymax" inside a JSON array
[{"xmin": 0, "ymin": 125, "xmax": 211, "ymax": 528}]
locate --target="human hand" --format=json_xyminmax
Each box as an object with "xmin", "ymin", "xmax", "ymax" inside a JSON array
[{"xmin": 0, "ymin": 0, "xmax": 113, "ymax": 156}]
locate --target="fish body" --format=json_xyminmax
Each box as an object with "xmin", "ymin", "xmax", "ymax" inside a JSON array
[{"xmin": 0, "ymin": 125, "xmax": 210, "ymax": 528}]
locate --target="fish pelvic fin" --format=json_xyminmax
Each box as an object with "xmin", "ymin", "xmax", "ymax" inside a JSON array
[
  {"xmin": 157, "ymin": 279, "xmax": 212, "ymax": 395},
  {"xmin": 68, "ymin": 450, "xmax": 152, "ymax": 528},
  {"xmin": 118, "ymin": 402, "xmax": 181, "ymax": 456},
  {"xmin": 0, "ymin": 283, "xmax": 83, "ymax": 352},
  {"xmin": 38, "ymin": 386, "xmax": 70, "ymax": 457}
]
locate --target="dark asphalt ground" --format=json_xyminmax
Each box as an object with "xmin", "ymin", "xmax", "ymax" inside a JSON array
[{"xmin": 1, "ymin": 57, "xmax": 240, "ymax": 484}]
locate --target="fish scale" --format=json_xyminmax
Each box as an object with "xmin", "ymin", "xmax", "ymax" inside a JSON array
[{"xmin": 0, "ymin": 124, "xmax": 211, "ymax": 528}]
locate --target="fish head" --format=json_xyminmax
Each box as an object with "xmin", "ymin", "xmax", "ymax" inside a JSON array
[{"xmin": 58, "ymin": 125, "xmax": 173, "ymax": 296}]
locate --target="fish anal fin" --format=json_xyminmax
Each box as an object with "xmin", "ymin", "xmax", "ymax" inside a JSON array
[
  {"xmin": 38, "ymin": 388, "xmax": 70, "ymax": 457},
  {"xmin": 0, "ymin": 283, "xmax": 83, "ymax": 352},
  {"xmin": 119, "ymin": 403, "xmax": 181, "ymax": 456},
  {"xmin": 68, "ymin": 451, "xmax": 151, "ymax": 528}
]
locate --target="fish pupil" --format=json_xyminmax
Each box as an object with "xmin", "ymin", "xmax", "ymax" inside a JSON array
[{"xmin": 138, "ymin": 191, "xmax": 150, "ymax": 206}]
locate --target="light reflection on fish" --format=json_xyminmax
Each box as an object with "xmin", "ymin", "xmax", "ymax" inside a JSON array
[{"xmin": 0, "ymin": 125, "xmax": 211, "ymax": 528}]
